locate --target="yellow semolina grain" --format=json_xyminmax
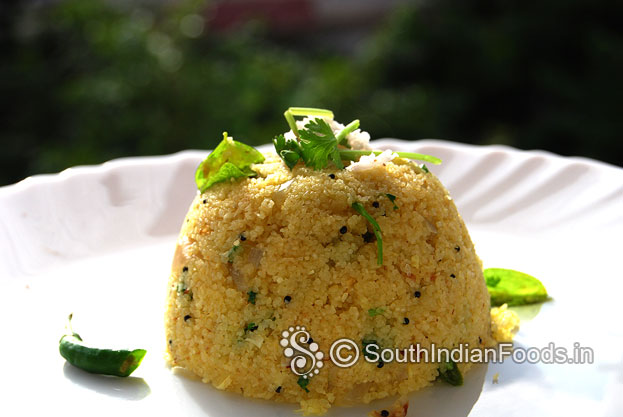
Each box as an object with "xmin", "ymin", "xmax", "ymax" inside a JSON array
[
  {"xmin": 165, "ymin": 152, "xmax": 499, "ymax": 415},
  {"xmin": 490, "ymin": 303, "xmax": 520, "ymax": 343}
]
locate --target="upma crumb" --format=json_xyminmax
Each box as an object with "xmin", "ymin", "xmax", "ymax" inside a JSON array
[
  {"xmin": 368, "ymin": 398, "xmax": 409, "ymax": 417},
  {"xmin": 492, "ymin": 372, "xmax": 500, "ymax": 384},
  {"xmin": 298, "ymin": 398, "xmax": 331, "ymax": 416},
  {"xmin": 490, "ymin": 303, "xmax": 520, "ymax": 342}
]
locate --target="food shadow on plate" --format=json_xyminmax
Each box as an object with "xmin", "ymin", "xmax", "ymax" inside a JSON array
[
  {"xmin": 175, "ymin": 363, "xmax": 487, "ymax": 417},
  {"xmin": 62, "ymin": 362, "xmax": 151, "ymax": 400},
  {"xmin": 484, "ymin": 341, "xmax": 546, "ymax": 390},
  {"xmin": 509, "ymin": 302, "xmax": 544, "ymax": 322}
]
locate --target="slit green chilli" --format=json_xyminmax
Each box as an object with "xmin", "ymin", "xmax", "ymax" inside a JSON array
[{"xmin": 59, "ymin": 314, "xmax": 147, "ymax": 377}]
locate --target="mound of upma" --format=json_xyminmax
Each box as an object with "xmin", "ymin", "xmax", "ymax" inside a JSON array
[{"xmin": 165, "ymin": 109, "xmax": 496, "ymax": 415}]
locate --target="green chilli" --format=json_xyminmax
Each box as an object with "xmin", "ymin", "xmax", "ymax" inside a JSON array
[
  {"xmin": 438, "ymin": 359, "xmax": 463, "ymax": 386},
  {"xmin": 59, "ymin": 314, "xmax": 146, "ymax": 377}
]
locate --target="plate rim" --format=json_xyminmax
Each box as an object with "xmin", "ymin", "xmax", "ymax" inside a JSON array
[{"xmin": 1, "ymin": 139, "xmax": 620, "ymax": 197}]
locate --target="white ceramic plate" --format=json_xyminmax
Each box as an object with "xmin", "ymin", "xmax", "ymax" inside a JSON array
[{"xmin": 1, "ymin": 140, "xmax": 621, "ymax": 417}]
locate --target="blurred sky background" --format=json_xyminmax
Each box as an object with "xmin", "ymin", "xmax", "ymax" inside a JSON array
[{"xmin": 1, "ymin": 0, "xmax": 621, "ymax": 186}]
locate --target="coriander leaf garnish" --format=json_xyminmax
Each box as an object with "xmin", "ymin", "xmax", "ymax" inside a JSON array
[
  {"xmin": 273, "ymin": 134, "xmax": 302, "ymax": 169},
  {"xmin": 247, "ymin": 290, "xmax": 257, "ymax": 305},
  {"xmin": 368, "ymin": 307, "xmax": 385, "ymax": 317},
  {"xmin": 299, "ymin": 118, "xmax": 344, "ymax": 170},
  {"xmin": 226, "ymin": 243, "xmax": 242, "ymax": 263},
  {"xmin": 176, "ymin": 281, "xmax": 187, "ymax": 294},
  {"xmin": 176, "ymin": 280, "xmax": 193, "ymax": 300},
  {"xmin": 245, "ymin": 322, "xmax": 258, "ymax": 332},
  {"xmin": 195, "ymin": 132, "xmax": 265, "ymax": 192},
  {"xmin": 484, "ymin": 268, "xmax": 549, "ymax": 306},
  {"xmin": 297, "ymin": 376, "xmax": 310, "ymax": 392},
  {"xmin": 386, "ymin": 193, "xmax": 398, "ymax": 210},
  {"xmin": 276, "ymin": 107, "xmax": 442, "ymax": 170},
  {"xmin": 362, "ymin": 338, "xmax": 380, "ymax": 360},
  {"xmin": 352, "ymin": 202, "xmax": 383, "ymax": 265}
]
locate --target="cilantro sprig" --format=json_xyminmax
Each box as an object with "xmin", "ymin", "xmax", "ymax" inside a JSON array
[
  {"xmin": 273, "ymin": 117, "xmax": 347, "ymax": 170},
  {"xmin": 273, "ymin": 134, "xmax": 301, "ymax": 169},
  {"xmin": 300, "ymin": 118, "xmax": 344, "ymax": 170},
  {"xmin": 335, "ymin": 119, "xmax": 360, "ymax": 147},
  {"xmin": 276, "ymin": 107, "xmax": 442, "ymax": 170}
]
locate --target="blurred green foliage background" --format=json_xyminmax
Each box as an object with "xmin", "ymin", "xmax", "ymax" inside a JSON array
[{"xmin": 1, "ymin": 0, "xmax": 621, "ymax": 186}]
